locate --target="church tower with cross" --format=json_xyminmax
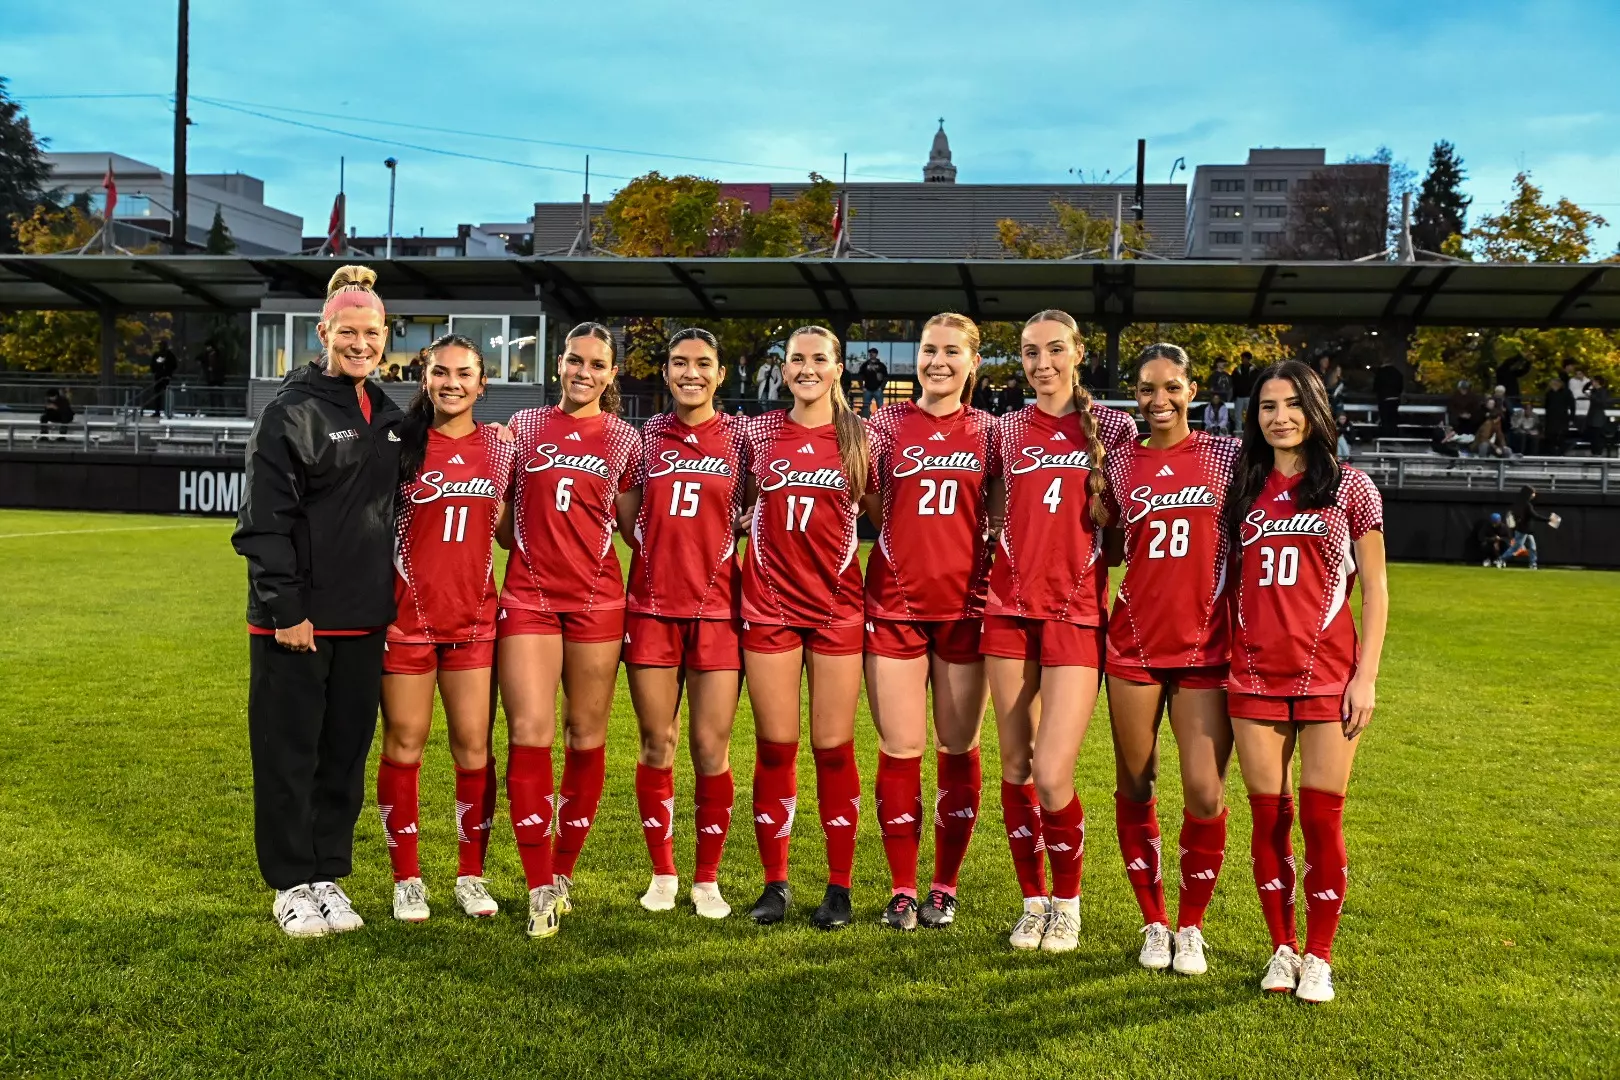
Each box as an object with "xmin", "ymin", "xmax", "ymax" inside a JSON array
[{"xmin": 923, "ymin": 119, "xmax": 957, "ymax": 183}]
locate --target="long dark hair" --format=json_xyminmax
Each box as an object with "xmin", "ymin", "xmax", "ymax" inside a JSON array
[
  {"xmin": 1224, "ymin": 360, "xmax": 1342, "ymax": 542},
  {"xmin": 399, "ymin": 333, "xmax": 485, "ymax": 484}
]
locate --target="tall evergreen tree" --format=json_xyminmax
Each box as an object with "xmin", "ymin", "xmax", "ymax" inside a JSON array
[
  {"xmin": 204, "ymin": 205, "xmax": 235, "ymax": 254},
  {"xmin": 0, "ymin": 77, "xmax": 56, "ymax": 254},
  {"xmin": 1412, "ymin": 140, "xmax": 1471, "ymax": 255}
]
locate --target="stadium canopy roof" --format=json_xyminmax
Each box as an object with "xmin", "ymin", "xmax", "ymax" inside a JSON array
[{"xmin": 1, "ymin": 254, "xmax": 1617, "ymax": 328}]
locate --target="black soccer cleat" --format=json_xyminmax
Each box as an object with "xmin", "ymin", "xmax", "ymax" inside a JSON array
[
  {"xmin": 811, "ymin": 884, "xmax": 853, "ymax": 931},
  {"xmin": 917, "ymin": 889, "xmax": 958, "ymax": 929},
  {"xmin": 881, "ymin": 892, "xmax": 919, "ymax": 931},
  {"xmin": 749, "ymin": 881, "xmax": 792, "ymax": 925}
]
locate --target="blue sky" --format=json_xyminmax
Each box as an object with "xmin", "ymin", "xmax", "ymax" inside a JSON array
[{"xmin": 4, "ymin": 0, "xmax": 1616, "ymax": 250}]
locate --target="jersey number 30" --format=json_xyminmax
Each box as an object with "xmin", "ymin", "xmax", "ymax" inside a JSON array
[{"xmin": 1257, "ymin": 545, "xmax": 1300, "ymax": 587}]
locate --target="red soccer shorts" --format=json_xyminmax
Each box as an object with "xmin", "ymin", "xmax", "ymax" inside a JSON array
[
  {"xmin": 623, "ymin": 613, "xmax": 742, "ymax": 671},
  {"xmin": 1227, "ymin": 691, "xmax": 1341, "ymax": 723},
  {"xmin": 1107, "ymin": 662, "xmax": 1229, "ymax": 691},
  {"xmin": 742, "ymin": 620, "xmax": 864, "ymax": 657},
  {"xmin": 980, "ymin": 616, "xmax": 1104, "ymax": 669},
  {"xmin": 496, "ymin": 605, "xmax": 625, "ymax": 644},
  {"xmin": 864, "ymin": 617, "xmax": 983, "ymax": 665},
  {"xmin": 383, "ymin": 639, "xmax": 495, "ymax": 676}
]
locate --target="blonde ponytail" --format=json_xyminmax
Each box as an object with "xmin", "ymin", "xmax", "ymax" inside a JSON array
[
  {"xmin": 1023, "ymin": 309, "xmax": 1108, "ymax": 525},
  {"xmin": 326, "ymin": 264, "xmax": 378, "ymax": 296}
]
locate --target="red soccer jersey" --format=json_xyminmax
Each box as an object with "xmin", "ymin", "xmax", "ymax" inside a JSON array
[
  {"xmin": 1230, "ymin": 466, "xmax": 1384, "ymax": 697},
  {"xmin": 864, "ymin": 401, "xmax": 998, "ymax": 621},
  {"xmin": 1105, "ymin": 430, "xmax": 1242, "ymax": 668},
  {"xmin": 501, "ymin": 405, "xmax": 642, "ymax": 613},
  {"xmin": 985, "ymin": 403, "xmax": 1136, "ymax": 626},
  {"xmin": 627, "ymin": 411, "xmax": 749, "ymax": 619},
  {"xmin": 389, "ymin": 424, "xmax": 516, "ymax": 644},
  {"xmin": 740, "ymin": 411, "xmax": 868, "ymax": 629}
]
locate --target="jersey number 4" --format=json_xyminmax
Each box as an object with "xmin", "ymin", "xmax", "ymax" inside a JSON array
[
  {"xmin": 1257, "ymin": 544, "xmax": 1300, "ymax": 586},
  {"xmin": 1147, "ymin": 517, "xmax": 1191, "ymax": 559}
]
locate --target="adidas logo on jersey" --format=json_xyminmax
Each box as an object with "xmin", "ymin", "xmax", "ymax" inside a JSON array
[
  {"xmin": 1051, "ymin": 432, "xmax": 1068, "ymax": 441},
  {"xmin": 1156, "ymin": 464, "xmax": 1174, "ymax": 477},
  {"xmin": 566, "ymin": 432, "xmax": 582, "ymax": 441},
  {"xmin": 448, "ymin": 453, "xmax": 466, "ymax": 465},
  {"xmin": 1275, "ymin": 489, "xmax": 1292, "ymax": 501},
  {"xmin": 684, "ymin": 434, "xmax": 699, "ymax": 445},
  {"xmin": 797, "ymin": 442, "xmax": 815, "ymax": 454},
  {"xmin": 884, "ymin": 813, "xmax": 916, "ymax": 826},
  {"xmin": 929, "ymin": 431, "xmax": 947, "ymax": 442}
]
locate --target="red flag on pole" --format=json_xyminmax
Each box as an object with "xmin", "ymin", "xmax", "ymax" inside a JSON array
[
  {"xmin": 102, "ymin": 158, "xmax": 118, "ymax": 223},
  {"xmin": 327, "ymin": 192, "xmax": 346, "ymax": 255},
  {"xmin": 830, "ymin": 193, "xmax": 843, "ymax": 248}
]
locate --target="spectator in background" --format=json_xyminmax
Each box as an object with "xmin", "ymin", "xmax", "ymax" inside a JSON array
[
  {"xmin": 754, "ymin": 353, "xmax": 782, "ymax": 402},
  {"xmin": 403, "ymin": 348, "xmax": 425, "ymax": 384},
  {"xmin": 1475, "ymin": 396, "xmax": 1510, "ymax": 458},
  {"xmin": 1504, "ymin": 485, "xmax": 1552, "ymax": 570},
  {"xmin": 1374, "ymin": 356, "xmax": 1405, "ymax": 437},
  {"xmin": 1583, "ymin": 375, "xmax": 1613, "ymax": 456},
  {"xmin": 148, "ymin": 338, "xmax": 178, "ymax": 417},
  {"xmin": 1447, "ymin": 378, "xmax": 1484, "ymax": 435},
  {"xmin": 858, "ymin": 347, "xmax": 889, "ymax": 417},
  {"xmin": 1509, "ymin": 401, "xmax": 1541, "ymax": 456},
  {"xmin": 381, "ymin": 364, "xmax": 402, "ymax": 383},
  {"xmin": 201, "ymin": 343, "xmax": 226, "ymax": 388},
  {"xmin": 1564, "ymin": 363, "xmax": 1589, "ymax": 422},
  {"xmin": 1232, "ymin": 350, "xmax": 1257, "ymax": 430},
  {"xmin": 971, "ymin": 374, "xmax": 995, "ymax": 413},
  {"xmin": 1325, "ymin": 363, "xmax": 1347, "ymax": 419},
  {"xmin": 1335, "ymin": 412, "xmax": 1355, "ymax": 462},
  {"xmin": 1477, "ymin": 512, "xmax": 1512, "ymax": 568},
  {"xmin": 1495, "ymin": 353, "xmax": 1532, "ymax": 408},
  {"xmin": 39, "ymin": 387, "xmax": 75, "ymax": 439},
  {"xmin": 1202, "ymin": 392, "xmax": 1233, "ymax": 436},
  {"xmin": 1207, "ymin": 356, "xmax": 1234, "ymax": 404},
  {"xmin": 997, "ymin": 371, "xmax": 1025, "ymax": 416},
  {"xmin": 1430, "ymin": 421, "xmax": 1464, "ymax": 458},
  {"xmin": 1542, "ymin": 376, "xmax": 1575, "ymax": 456},
  {"xmin": 1079, "ymin": 352, "xmax": 1106, "ymax": 391}
]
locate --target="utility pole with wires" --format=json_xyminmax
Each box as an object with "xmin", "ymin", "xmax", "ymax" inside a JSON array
[{"xmin": 172, "ymin": 0, "xmax": 189, "ymax": 254}]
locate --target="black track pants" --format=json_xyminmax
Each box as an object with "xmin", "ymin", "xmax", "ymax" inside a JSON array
[{"xmin": 247, "ymin": 632, "xmax": 384, "ymax": 890}]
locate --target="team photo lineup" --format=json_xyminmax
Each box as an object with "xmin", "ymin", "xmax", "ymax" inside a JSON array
[{"xmin": 232, "ymin": 265, "xmax": 1387, "ymax": 1006}]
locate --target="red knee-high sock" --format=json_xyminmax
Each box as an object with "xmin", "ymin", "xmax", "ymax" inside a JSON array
[
  {"xmin": 931, "ymin": 748, "xmax": 981, "ymax": 893},
  {"xmin": 752, "ymin": 739, "xmax": 799, "ymax": 882},
  {"xmin": 377, "ymin": 756, "xmax": 421, "ymax": 882},
  {"xmin": 507, "ymin": 744, "xmax": 554, "ymax": 891},
  {"xmin": 814, "ymin": 742, "xmax": 861, "ymax": 889},
  {"xmin": 1114, "ymin": 793, "xmax": 1167, "ymax": 926},
  {"xmin": 693, "ymin": 769, "xmax": 734, "ymax": 884},
  {"xmin": 636, "ymin": 763, "xmax": 678, "ymax": 878},
  {"xmin": 876, "ymin": 752, "xmax": 922, "ymax": 895},
  {"xmin": 1001, "ymin": 780, "xmax": 1048, "ymax": 899},
  {"xmin": 1044, "ymin": 795, "xmax": 1086, "ymax": 900},
  {"xmin": 479, "ymin": 755, "xmax": 498, "ymax": 867},
  {"xmin": 1300, "ymin": 787, "xmax": 1348, "ymax": 963},
  {"xmin": 552, "ymin": 745, "xmax": 606, "ymax": 879},
  {"xmin": 1247, "ymin": 793, "xmax": 1298, "ymax": 951},
  {"xmin": 454, "ymin": 759, "xmax": 496, "ymax": 878},
  {"xmin": 1176, "ymin": 808, "xmax": 1228, "ymax": 930}
]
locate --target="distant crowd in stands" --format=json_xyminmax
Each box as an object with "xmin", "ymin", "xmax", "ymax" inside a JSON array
[{"xmin": 1434, "ymin": 358, "xmax": 1612, "ymax": 459}]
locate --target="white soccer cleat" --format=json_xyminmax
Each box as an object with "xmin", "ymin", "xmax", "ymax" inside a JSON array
[
  {"xmin": 1296, "ymin": 953, "xmax": 1335, "ymax": 1003},
  {"xmin": 1173, "ymin": 925, "xmax": 1209, "ymax": 975},
  {"xmin": 454, "ymin": 876, "xmax": 498, "ymax": 918},
  {"xmin": 1039, "ymin": 897, "xmax": 1081, "ymax": 953},
  {"xmin": 640, "ymin": 874, "xmax": 679, "ymax": 912},
  {"xmin": 1009, "ymin": 897, "xmax": 1049, "ymax": 951},
  {"xmin": 310, "ymin": 880, "xmax": 364, "ymax": 933},
  {"xmin": 691, "ymin": 882, "xmax": 732, "ymax": 920},
  {"xmin": 392, "ymin": 877, "xmax": 430, "ymax": 923},
  {"xmin": 1138, "ymin": 923, "xmax": 1173, "ymax": 970},
  {"xmin": 554, "ymin": 873, "xmax": 574, "ymax": 915},
  {"xmin": 526, "ymin": 885, "xmax": 562, "ymax": 939},
  {"xmin": 273, "ymin": 885, "xmax": 329, "ymax": 938},
  {"xmin": 1261, "ymin": 944, "xmax": 1303, "ymax": 993}
]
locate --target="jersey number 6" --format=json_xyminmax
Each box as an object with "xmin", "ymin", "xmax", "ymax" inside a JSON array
[{"xmin": 555, "ymin": 476, "xmax": 574, "ymax": 512}]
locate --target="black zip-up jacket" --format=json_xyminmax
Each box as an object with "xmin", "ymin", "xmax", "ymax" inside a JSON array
[{"xmin": 232, "ymin": 363, "xmax": 404, "ymax": 631}]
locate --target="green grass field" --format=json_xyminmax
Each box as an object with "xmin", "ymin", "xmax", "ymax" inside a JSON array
[{"xmin": 0, "ymin": 508, "xmax": 1615, "ymax": 1079}]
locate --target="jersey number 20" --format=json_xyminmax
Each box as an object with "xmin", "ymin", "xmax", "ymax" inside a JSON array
[{"xmin": 917, "ymin": 478, "xmax": 958, "ymax": 516}]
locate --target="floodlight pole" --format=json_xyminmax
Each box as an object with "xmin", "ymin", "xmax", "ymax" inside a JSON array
[
  {"xmin": 173, "ymin": 0, "xmax": 189, "ymax": 254},
  {"xmin": 385, "ymin": 158, "xmax": 398, "ymax": 259}
]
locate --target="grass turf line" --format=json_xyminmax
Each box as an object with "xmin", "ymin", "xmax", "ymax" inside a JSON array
[{"xmin": 0, "ymin": 508, "xmax": 1614, "ymax": 1079}]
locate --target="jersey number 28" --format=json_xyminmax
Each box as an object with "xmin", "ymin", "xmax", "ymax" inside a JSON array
[{"xmin": 1147, "ymin": 517, "xmax": 1190, "ymax": 559}]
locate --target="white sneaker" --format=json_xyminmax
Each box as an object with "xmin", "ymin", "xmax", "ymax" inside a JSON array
[
  {"xmin": 454, "ymin": 876, "xmax": 498, "ymax": 918},
  {"xmin": 640, "ymin": 874, "xmax": 679, "ymax": 912},
  {"xmin": 310, "ymin": 881, "xmax": 364, "ymax": 933},
  {"xmin": 526, "ymin": 885, "xmax": 562, "ymax": 939},
  {"xmin": 1039, "ymin": 897, "xmax": 1081, "ymax": 953},
  {"xmin": 392, "ymin": 877, "xmax": 430, "ymax": 923},
  {"xmin": 691, "ymin": 881, "xmax": 732, "ymax": 920},
  {"xmin": 1296, "ymin": 953, "xmax": 1335, "ymax": 1003},
  {"xmin": 1172, "ymin": 925, "xmax": 1209, "ymax": 975},
  {"xmin": 554, "ymin": 873, "xmax": 574, "ymax": 915},
  {"xmin": 1261, "ymin": 944, "xmax": 1303, "ymax": 993},
  {"xmin": 1138, "ymin": 922, "xmax": 1172, "ymax": 970},
  {"xmin": 1009, "ymin": 897, "xmax": 1049, "ymax": 950},
  {"xmin": 272, "ymin": 885, "xmax": 329, "ymax": 938},
  {"xmin": 1481, "ymin": 559, "xmax": 1492, "ymax": 567}
]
